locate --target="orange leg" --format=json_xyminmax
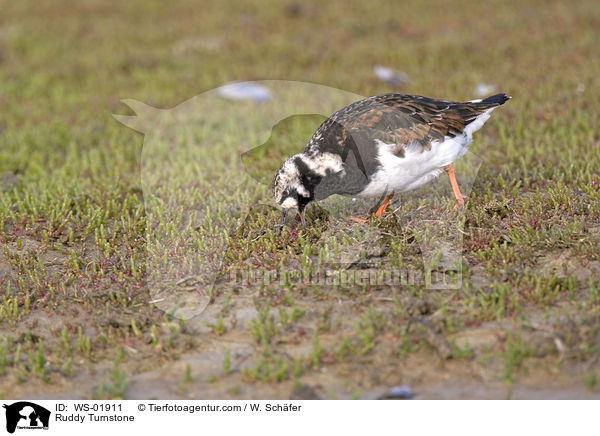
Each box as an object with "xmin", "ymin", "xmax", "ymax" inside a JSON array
[
  {"xmin": 375, "ymin": 194, "xmax": 394, "ymax": 217},
  {"xmin": 349, "ymin": 194, "xmax": 394, "ymax": 223},
  {"xmin": 445, "ymin": 164, "xmax": 465, "ymax": 209}
]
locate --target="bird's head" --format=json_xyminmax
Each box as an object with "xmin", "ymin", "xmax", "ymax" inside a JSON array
[{"xmin": 272, "ymin": 156, "xmax": 312, "ymax": 227}]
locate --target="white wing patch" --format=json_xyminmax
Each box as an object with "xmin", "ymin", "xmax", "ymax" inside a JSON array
[{"xmin": 373, "ymin": 139, "xmax": 396, "ymax": 152}]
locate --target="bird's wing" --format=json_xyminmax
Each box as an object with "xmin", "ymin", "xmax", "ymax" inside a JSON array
[{"xmin": 307, "ymin": 93, "xmax": 509, "ymax": 160}]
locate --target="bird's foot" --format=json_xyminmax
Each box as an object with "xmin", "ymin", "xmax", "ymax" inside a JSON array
[
  {"xmin": 453, "ymin": 195, "xmax": 466, "ymax": 210},
  {"xmin": 373, "ymin": 194, "xmax": 394, "ymax": 217}
]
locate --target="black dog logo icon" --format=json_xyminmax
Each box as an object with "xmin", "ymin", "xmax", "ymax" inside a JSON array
[{"xmin": 3, "ymin": 402, "xmax": 50, "ymax": 433}]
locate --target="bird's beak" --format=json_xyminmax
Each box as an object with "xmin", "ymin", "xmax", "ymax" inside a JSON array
[
  {"xmin": 280, "ymin": 209, "xmax": 288, "ymax": 228},
  {"xmin": 299, "ymin": 210, "xmax": 306, "ymax": 230}
]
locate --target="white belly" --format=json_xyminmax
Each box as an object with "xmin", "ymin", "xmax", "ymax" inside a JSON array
[
  {"xmin": 356, "ymin": 134, "xmax": 470, "ymax": 198},
  {"xmin": 354, "ymin": 107, "xmax": 495, "ymax": 199}
]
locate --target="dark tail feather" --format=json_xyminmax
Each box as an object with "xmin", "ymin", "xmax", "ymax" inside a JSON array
[{"xmin": 480, "ymin": 93, "xmax": 511, "ymax": 106}]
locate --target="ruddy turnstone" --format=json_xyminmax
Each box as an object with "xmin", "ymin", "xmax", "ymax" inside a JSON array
[{"xmin": 273, "ymin": 93, "xmax": 510, "ymax": 226}]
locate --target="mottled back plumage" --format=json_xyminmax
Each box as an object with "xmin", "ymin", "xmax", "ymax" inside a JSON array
[
  {"xmin": 306, "ymin": 93, "xmax": 509, "ymax": 156},
  {"xmin": 273, "ymin": 93, "xmax": 510, "ymax": 219}
]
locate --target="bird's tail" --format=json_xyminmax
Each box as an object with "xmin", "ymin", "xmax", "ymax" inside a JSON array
[{"xmin": 479, "ymin": 93, "xmax": 511, "ymax": 106}]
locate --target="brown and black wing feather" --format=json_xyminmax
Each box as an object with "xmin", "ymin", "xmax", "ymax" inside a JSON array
[
  {"xmin": 305, "ymin": 93, "xmax": 509, "ymax": 198},
  {"xmin": 307, "ymin": 93, "xmax": 509, "ymax": 157}
]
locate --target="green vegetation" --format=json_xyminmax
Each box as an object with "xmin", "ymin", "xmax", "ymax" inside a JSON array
[{"xmin": 0, "ymin": 0, "xmax": 599, "ymax": 399}]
